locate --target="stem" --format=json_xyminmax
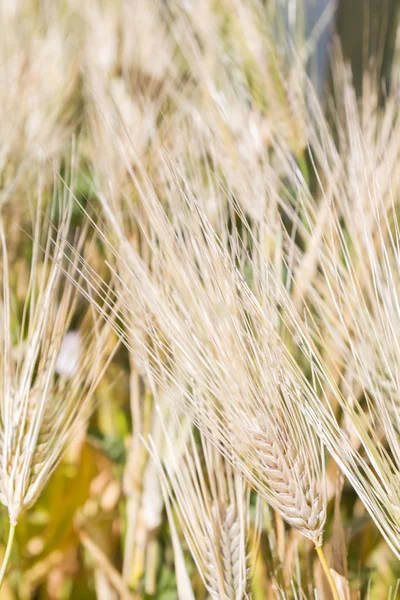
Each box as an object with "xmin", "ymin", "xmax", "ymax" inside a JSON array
[
  {"xmin": 122, "ymin": 361, "xmax": 141, "ymax": 584},
  {"xmin": 315, "ymin": 545, "xmax": 340, "ymax": 600},
  {"xmin": 0, "ymin": 522, "xmax": 16, "ymax": 590}
]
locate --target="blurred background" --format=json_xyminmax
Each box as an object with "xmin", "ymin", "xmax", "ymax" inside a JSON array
[{"xmin": 285, "ymin": 0, "xmax": 398, "ymax": 93}]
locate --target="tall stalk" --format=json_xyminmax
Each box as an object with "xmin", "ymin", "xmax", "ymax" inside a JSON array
[
  {"xmin": 0, "ymin": 522, "xmax": 16, "ymax": 591},
  {"xmin": 315, "ymin": 544, "xmax": 340, "ymax": 600}
]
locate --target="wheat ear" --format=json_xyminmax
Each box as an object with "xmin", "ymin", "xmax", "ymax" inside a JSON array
[
  {"xmin": 147, "ymin": 403, "xmax": 253, "ymax": 600},
  {"xmin": 0, "ymin": 180, "xmax": 117, "ymax": 586}
]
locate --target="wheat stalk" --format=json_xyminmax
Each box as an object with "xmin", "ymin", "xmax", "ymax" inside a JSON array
[
  {"xmin": 0, "ymin": 179, "xmax": 117, "ymax": 586},
  {"xmin": 148, "ymin": 404, "xmax": 254, "ymax": 600},
  {"xmin": 255, "ymin": 57, "xmax": 400, "ymax": 563},
  {"xmin": 75, "ymin": 148, "xmax": 329, "ymax": 562}
]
